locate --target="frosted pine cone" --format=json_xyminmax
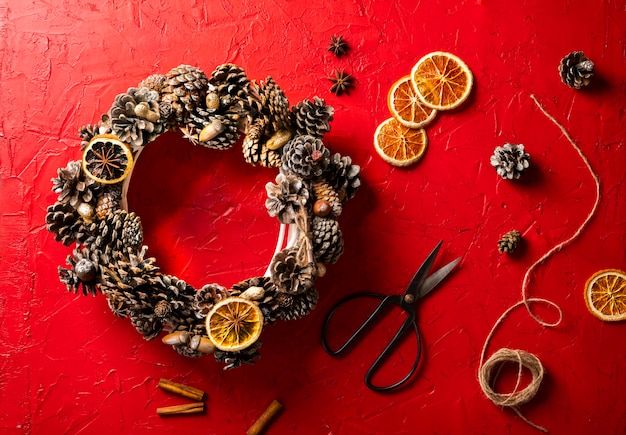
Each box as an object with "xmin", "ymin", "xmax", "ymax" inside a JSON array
[
  {"xmin": 498, "ymin": 230, "xmax": 522, "ymax": 254},
  {"xmin": 559, "ymin": 51, "xmax": 594, "ymax": 89},
  {"xmin": 490, "ymin": 143, "xmax": 530, "ymax": 180},
  {"xmin": 52, "ymin": 160, "xmax": 101, "ymax": 208},
  {"xmin": 282, "ymin": 135, "xmax": 330, "ymax": 179},
  {"xmin": 265, "ymin": 173, "xmax": 309, "ymax": 223},
  {"xmin": 109, "ymin": 87, "xmax": 163, "ymax": 150},
  {"xmin": 291, "ymin": 97, "xmax": 334, "ymax": 138}
]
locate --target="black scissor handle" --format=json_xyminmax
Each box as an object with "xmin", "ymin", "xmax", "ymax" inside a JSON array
[
  {"xmin": 321, "ymin": 292, "xmax": 395, "ymax": 355},
  {"xmin": 365, "ymin": 315, "xmax": 421, "ymax": 392}
]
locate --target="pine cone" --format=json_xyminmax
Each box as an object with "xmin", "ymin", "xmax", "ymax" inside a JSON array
[
  {"xmin": 52, "ymin": 160, "xmax": 101, "ymax": 208},
  {"xmin": 209, "ymin": 63, "xmax": 250, "ymax": 109},
  {"xmin": 58, "ymin": 246, "xmax": 102, "ymax": 296},
  {"xmin": 327, "ymin": 153, "xmax": 361, "ymax": 201},
  {"xmin": 79, "ymin": 124, "xmax": 110, "ymax": 150},
  {"xmin": 255, "ymin": 77, "xmax": 291, "ymax": 132},
  {"xmin": 498, "ymin": 230, "xmax": 522, "ymax": 254},
  {"xmin": 490, "ymin": 143, "xmax": 530, "ymax": 180},
  {"xmin": 139, "ymin": 74, "xmax": 167, "ymax": 93},
  {"xmin": 109, "ymin": 87, "xmax": 164, "ymax": 150},
  {"xmin": 270, "ymin": 247, "xmax": 316, "ymax": 294},
  {"xmin": 161, "ymin": 64, "xmax": 209, "ymax": 124},
  {"xmin": 45, "ymin": 201, "xmax": 90, "ymax": 246},
  {"xmin": 559, "ymin": 51, "xmax": 594, "ymax": 89},
  {"xmin": 214, "ymin": 341, "xmax": 261, "ymax": 370},
  {"xmin": 312, "ymin": 216, "xmax": 344, "ymax": 264},
  {"xmin": 85, "ymin": 209, "xmax": 143, "ymax": 254},
  {"xmin": 192, "ymin": 283, "xmax": 229, "ymax": 318},
  {"xmin": 242, "ymin": 118, "xmax": 282, "ymax": 167},
  {"xmin": 129, "ymin": 310, "xmax": 163, "ymax": 340},
  {"xmin": 290, "ymin": 97, "xmax": 334, "ymax": 138},
  {"xmin": 265, "ymin": 173, "xmax": 310, "ymax": 224},
  {"xmin": 282, "ymin": 135, "xmax": 330, "ymax": 179},
  {"xmin": 311, "ymin": 180, "xmax": 342, "ymax": 218},
  {"xmin": 186, "ymin": 108, "xmax": 240, "ymax": 150},
  {"xmin": 154, "ymin": 300, "xmax": 173, "ymax": 318},
  {"xmin": 272, "ymin": 287, "xmax": 319, "ymax": 321}
]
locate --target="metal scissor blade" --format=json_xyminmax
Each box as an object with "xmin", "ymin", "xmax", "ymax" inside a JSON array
[
  {"xmin": 419, "ymin": 257, "xmax": 461, "ymax": 298},
  {"xmin": 404, "ymin": 240, "xmax": 443, "ymax": 299}
]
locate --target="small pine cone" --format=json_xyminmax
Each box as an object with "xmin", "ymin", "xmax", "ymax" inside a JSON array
[
  {"xmin": 192, "ymin": 283, "xmax": 229, "ymax": 318},
  {"xmin": 154, "ymin": 300, "xmax": 173, "ymax": 318},
  {"xmin": 327, "ymin": 153, "xmax": 361, "ymax": 201},
  {"xmin": 129, "ymin": 311, "xmax": 162, "ymax": 340},
  {"xmin": 162, "ymin": 65, "xmax": 209, "ymax": 120},
  {"xmin": 498, "ymin": 230, "xmax": 522, "ymax": 254},
  {"xmin": 273, "ymin": 287, "xmax": 319, "ymax": 321},
  {"xmin": 312, "ymin": 217, "xmax": 344, "ymax": 264},
  {"xmin": 58, "ymin": 246, "xmax": 102, "ymax": 296},
  {"xmin": 311, "ymin": 180, "xmax": 342, "ymax": 218},
  {"xmin": 282, "ymin": 135, "xmax": 330, "ymax": 179},
  {"xmin": 490, "ymin": 143, "xmax": 530, "ymax": 180},
  {"xmin": 52, "ymin": 160, "xmax": 101, "ymax": 208},
  {"xmin": 95, "ymin": 187, "xmax": 122, "ymax": 220},
  {"xmin": 109, "ymin": 87, "xmax": 164, "ymax": 150},
  {"xmin": 242, "ymin": 119, "xmax": 282, "ymax": 167},
  {"xmin": 209, "ymin": 63, "xmax": 250, "ymax": 108},
  {"xmin": 214, "ymin": 341, "xmax": 262, "ymax": 370},
  {"xmin": 45, "ymin": 201, "xmax": 88, "ymax": 246},
  {"xmin": 290, "ymin": 97, "xmax": 334, "ymax": 138},
  {"xmin": 559, "ymin": 51, "xmax": 594, "ymax": 89},
  {"xmin": 139, "ymin": 73, "xmax": 167, "ymax": 93},
  {"xmin": 270, "ymin": 247, "xmax": 316, "ymax": 294},
  {"xmin": 265, "ymin": 173, "xmax": 309, "ymax": 224},
  {"xmin": 100, "ymin": 246, "xmax": 160, "ymax": 306}
]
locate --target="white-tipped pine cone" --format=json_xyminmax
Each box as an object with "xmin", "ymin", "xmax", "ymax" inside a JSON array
[
  {"xmin": 282, "ymin": 135, "xmax": 330, "ymax": 179},
  {"xmin": 490, "ymin": 143, "xmax": 530, "ymax": 180},
  {"xmin": 559, "ymin": 51, "xmax": 594, "ymax": 89}
]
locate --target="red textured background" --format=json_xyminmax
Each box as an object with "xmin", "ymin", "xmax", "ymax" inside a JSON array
[{"xmin": 1, "ymin": 1, "xmax": 625, "ymax": 434}]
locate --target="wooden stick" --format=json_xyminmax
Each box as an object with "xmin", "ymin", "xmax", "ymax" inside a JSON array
[
  {"xmin": 156, "ymin": 402, "xmax": 205, "ymax": 416},
  {"xmin": 247, "ymin": 400, "xmax": 284, "ymax": 435},
  {"xmin": 158, "ymin": 378, "xmax": 206, "ymax": 402}
]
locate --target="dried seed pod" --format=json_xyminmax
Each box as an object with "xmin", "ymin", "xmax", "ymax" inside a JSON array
[{"xmin": 133, "ymin": 101, "xmax": 160, "ymax": 122}]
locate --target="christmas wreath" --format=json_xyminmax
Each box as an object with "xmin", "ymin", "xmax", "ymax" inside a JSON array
[{"xmin": 45, "ymin": 64, "xmax": 360, "ymax": 369}]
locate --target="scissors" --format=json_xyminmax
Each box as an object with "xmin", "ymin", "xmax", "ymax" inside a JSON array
[{"xmin": 321, "ymin": 240, "xmax": 460, "ymax": 392}]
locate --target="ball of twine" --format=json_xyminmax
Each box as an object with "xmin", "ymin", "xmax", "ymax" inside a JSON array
[{"xmin": 479, "ymin": 348, "xmax": 544, "ymax": 408}]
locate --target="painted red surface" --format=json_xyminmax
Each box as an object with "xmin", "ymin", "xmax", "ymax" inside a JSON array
[{"xmin": 1, "ymin": 1, "xmax": 625, "ymax": 434}]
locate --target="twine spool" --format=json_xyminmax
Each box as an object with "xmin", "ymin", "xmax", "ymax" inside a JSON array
[{"xmin": 478, "ymin": 95, "xmax": 601, "ymax": 433}]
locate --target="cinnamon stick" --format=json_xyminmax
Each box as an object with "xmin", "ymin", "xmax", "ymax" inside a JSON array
[
  {"xmin": 156, "ymin": 402, "xmax": 205, "ymax": 416},
  {"xmin": 158, "ymin": 378, "xmax": 206, "ymax": 402},
  {"xmin": 247, "ymin": 400, "xmax": 284, "ymax": 435}
]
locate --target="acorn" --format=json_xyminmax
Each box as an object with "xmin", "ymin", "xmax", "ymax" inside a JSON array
[
  {"xmin": 313, "ymin": 199, "xmax": 331, "ymax": 217},
  {"xmin": 205, "ymin": 91, "xmax": 220, "ymax": 111},
  {"xmin": 74, "ymin": 258, "xmax": 96, "ymax": 282},
  {"xmin": 266, "ymin": 129, "xmax": 292, "ymax": 151},
  {"xmin": 76, "ymin": 202, "xmax": 95, "ymax": 222},
  {"xmin": 199, "ymin": 119, "xmax": 225, "ymax": 142},
  {"xmin": 133, "ymin": 101, "xmax": 160, "ymax": 122}
]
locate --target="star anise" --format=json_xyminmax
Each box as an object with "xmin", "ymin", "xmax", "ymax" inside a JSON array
[
  {"xmin": 327, "ymin": 35, "xmax": 349, "ymax": 57},
  {"xmin": 328, "ymin": 70, "xmax": 355, "ymax": 96}
]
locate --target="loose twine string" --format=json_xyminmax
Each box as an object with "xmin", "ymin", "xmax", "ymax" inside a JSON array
[{"xmin": 478, "ymin": 95, "xmax": 601, "ymax": 432}]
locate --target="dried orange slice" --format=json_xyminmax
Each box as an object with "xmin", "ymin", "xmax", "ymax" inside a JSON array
[
  {"xmin": 374, "ymin": 117, "xmax": 428, "ymax": 167},
  {"xmin": 584, "ymin": 269, "xmax": 626, "ymax": 322},
  {"xmin": 387, "ymin": 75, "xmax": 437, "ymax": 129},
  {"xmin": 82, "ymin": 134, "xmax": 133, "ymax": 184},
  {"xmin": 206, "ymin": 296, "xmax": 264, "ymax": 351},
  {"xmin": 410, "ymin": 51, "xmax": 473, "ymax": 111}
]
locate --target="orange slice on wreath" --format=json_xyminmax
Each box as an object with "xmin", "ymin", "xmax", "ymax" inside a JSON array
[
  {"xmin": 82, "ymin": 134, "xmax": 134, "ymax": 184},
  {"xmin": 410, "ymin": 51, "xmax": 473, "ymax": 111},
  {"xmin": 374, "ymin": 118, "xmax": 428, "ymax": 167},
  {"xmin": 387, "ymin": 75, "xmax": 437, "ymax": 129},
  {"xmin": 584, "ymin": 269, "xmax": 626, "ymax": 322},
  {"xmin": 206, "ymin": 296, "xmax": 264, "ymax": 351}
]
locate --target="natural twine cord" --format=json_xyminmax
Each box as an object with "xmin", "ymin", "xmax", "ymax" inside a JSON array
[{"xmin": 478, "ymin": 95, "xmax": 601, "ymax": 433}]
